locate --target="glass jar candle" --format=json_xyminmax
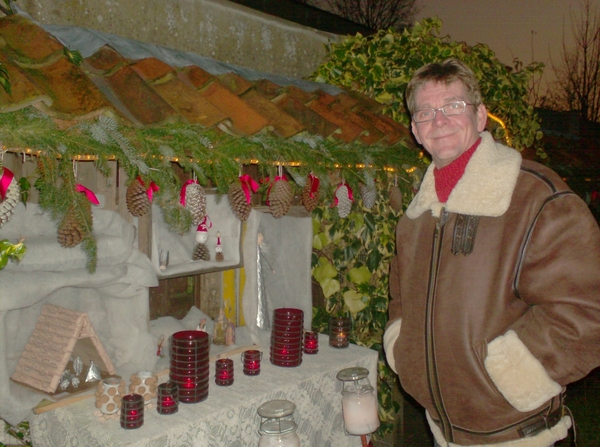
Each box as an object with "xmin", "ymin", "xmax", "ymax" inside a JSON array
[
  {"xmin": 336, "ymin": 367, "xmax": 380, "ymax": 436},
  {"xmin": 303, "ymin": 331, "xmax": 319, "ymax": 354},
  {"xmin": 329, "ymin": 317, "xmax": 350, "ymax": 348},
  {"xmin": 215, "ymin": 358, "xmax": 234, "ymax": 386},
  {"xmin": 157, "ymin": 381, "xmax": 179, "ymax": 415},
  {"xmin": 258, "ymin": 399, "xmax": 301, "ymax": 447},
  {"xmin": 242, "ymin": 349, "xmax": 262, "ymax": 376},
  {"xmin": 120, "ymin": 394, "xmax": 144, "ymax": 430}
]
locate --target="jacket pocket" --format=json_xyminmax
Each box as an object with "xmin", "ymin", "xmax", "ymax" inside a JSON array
[{"xmin": 472, "ymin": 338, "xmax": 506, "ymax": 401}]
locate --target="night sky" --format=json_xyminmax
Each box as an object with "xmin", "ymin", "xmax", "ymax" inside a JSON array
[{"xmin": 415, "ymin": 0, "xmax": 598, "ymax": 91}]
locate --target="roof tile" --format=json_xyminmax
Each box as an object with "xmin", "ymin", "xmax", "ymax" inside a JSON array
[{"xmin": 0, "ymin": 14, "xmax": 413, "ymax": 149}]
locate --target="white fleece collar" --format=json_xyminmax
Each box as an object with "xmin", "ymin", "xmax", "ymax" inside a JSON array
[{"xmin": 406, "ymin": 131, "xmax": 522, "ymax": 219}]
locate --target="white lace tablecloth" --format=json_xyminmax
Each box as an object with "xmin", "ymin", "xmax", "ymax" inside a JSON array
[{"xmin": 29, "ymin": 335, "xmax": 378, "ymax": 447}]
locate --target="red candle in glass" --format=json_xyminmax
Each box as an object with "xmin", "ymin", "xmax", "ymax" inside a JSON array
[
  {"xmin": 215, "ymin": 358, "xmax": 234, "ymax": 386},
  {"xmin": 303, "ymin": 331, "xmax": 319, "ymax": 354},
  {"xmin": 242, "ymin": 350, "xmax": 262, "ymax": 376},
  {"xmin": 120, "ymin": 394, "xmax": 144, "ymax": 429},
  {"xmin": 157, "ymin": 382, "xmax": 179, "ymax": 415}
]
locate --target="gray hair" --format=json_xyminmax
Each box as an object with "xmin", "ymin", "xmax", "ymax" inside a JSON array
[{"xmin": 405, "ymin": 58, "xmax": 483, "ymax": 114}]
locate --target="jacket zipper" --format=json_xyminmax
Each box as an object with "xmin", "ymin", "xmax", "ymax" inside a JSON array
[{"xmin": 426, "ymin": 209, "xmax": 453, "ymax": 441}]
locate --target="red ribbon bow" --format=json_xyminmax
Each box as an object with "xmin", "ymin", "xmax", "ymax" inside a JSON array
[
  {"xmin": 308, "ymin": 173, "xmax": 319, "ymax": 199},
  {"xmin": 75, "ymin": 184, "xmax": 100, "ymax": 205},
  {"xmin": 0, "ymin": 167, "xmax": 14, "ymax": 201},
  {"xmin": 240, "ymin": 174, "xmax": 259, "ymax": 204},
  {"xmin": 138, "ymin": 176, "xmax": 159, "ymax": 202},
  {"xmin": 180, "ymin": 179, "xmax": 199, "ymax": 206}
]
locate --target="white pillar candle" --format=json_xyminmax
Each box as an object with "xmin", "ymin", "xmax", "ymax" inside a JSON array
[{"xmin": 342, "ymin": 390, "xmax": 380, "ymax": 435}]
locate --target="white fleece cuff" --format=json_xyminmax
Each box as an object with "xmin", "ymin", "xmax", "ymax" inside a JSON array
[
  {"xmin": 383, "ymin": 318, "xmax": 402, "ymax": 374},
  {"xmin": 484, "ymin": 330, "xmax": 562, "ymax": 412}
]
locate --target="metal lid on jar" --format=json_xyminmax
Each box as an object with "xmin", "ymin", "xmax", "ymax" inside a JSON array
[
  {"xmin": 257, "ymin": 399, "xmax": 296, "ymax": 419},
  {"xmin": 336, "ymin": 367, "xmax": 369, "ymax": 382}
]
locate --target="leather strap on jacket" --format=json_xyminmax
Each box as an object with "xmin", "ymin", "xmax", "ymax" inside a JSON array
[{"xmin": 452, "ymin": 214, "xmax": 479, "ymax": 256}]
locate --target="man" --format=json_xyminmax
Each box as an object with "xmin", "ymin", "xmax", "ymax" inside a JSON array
[{"xmin": 383, "ymin": 58, "xmax": 600, "ymax": 447}]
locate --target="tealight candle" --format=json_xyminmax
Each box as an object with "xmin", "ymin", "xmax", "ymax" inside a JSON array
[
  {"xmin": 120, "ymin": 394, "xmax": 144, "ymax": 429},
  {"xmin": 329, "ymin": 317, "xmax": 350, "ymax": 348},
  {"xmin": 242, "ymin": 350, "xmax": 262, "ymax": 376},
  {"xmin": 303, "ymin": 331, "xmax": 319, "ymax": 354},
  {"xmin": 157, "ymin": 381, "xmax": 179, "ymax": 415},
  {"xmin": 215, "ymin": 358, "xmax": 234, "ymax": 386}
]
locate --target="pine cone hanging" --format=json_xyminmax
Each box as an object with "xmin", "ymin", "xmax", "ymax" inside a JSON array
[
  {"xmin": 193, "ymin": 242, "xmax": 211, "ymax": 261},
  {"xmin": 301, "ymin": 175, "xmax": 319, "ymax": 212},
  {"xmin": 269, "ymin": 179, "xmax": 293, "ymax": 218},
  {"xmin": 335, "ymin": 184, "xmax": 352, "ymax": 218},
  {"xmin": 126, "ymin": 180, "xmax": 151, "ymax": 217},
  {"xmin": 360, "ymin": 183, "xmax": 377, "ymax": 209},
  {"xmin": 389, "ymin": 185, "xmax": 404, "ymax": 212},
  {"xmin": 184, "ymin": 183, "xmax": 206, "ymax": 226},
  {"xmin": 228, "ymin": 183, "xmax": 251, "ymax": 221},
  {"xmin": 0, "ymin": 177, "xmax": 20, "ymax": 228},
  {"xmin": 57, "ymin": 202, "xmax": 91, "ymax": 248}
]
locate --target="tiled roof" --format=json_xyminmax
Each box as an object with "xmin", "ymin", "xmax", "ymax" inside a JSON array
[{"xmin": 0, "ymin": 14, "xmax": 411, "ymax": 147}]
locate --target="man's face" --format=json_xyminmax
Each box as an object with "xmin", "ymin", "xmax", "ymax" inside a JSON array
[{"xmin": 411, "ymin": 80, "xmax": 487, "ymax": 168}]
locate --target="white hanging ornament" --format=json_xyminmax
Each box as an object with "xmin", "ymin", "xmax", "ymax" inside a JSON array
[
  {"xmin": 334, "ymin": 181, "xmax": 353, "ymax": 218},
  {"xmin": 0, "ymin": 167, "xmax": 20, "ymax": 228},
  {"xmin": 181, "ymin": 178, "xmax": 206, "ymax": 226}
]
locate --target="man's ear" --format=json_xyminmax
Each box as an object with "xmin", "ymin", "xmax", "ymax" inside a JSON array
[
  {"xmin": 477, "ymin": 104, "xmax": 488, "ymax": 132},
  {"xmin": 411, "ymin": 120, "xmax": 422, "ymax": 145}
]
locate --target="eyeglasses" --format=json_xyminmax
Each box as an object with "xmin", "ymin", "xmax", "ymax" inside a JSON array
[{"xmin": 412, "ymin": 101, "xmax": 473, "ymax": 123}]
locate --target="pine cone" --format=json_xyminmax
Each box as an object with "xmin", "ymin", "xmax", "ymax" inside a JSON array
[
  {"xmin": 335, "ymin": 184, "xmax": 352, "ymax": 218},
  {"xmin": 360, "ymin": 183, "xmax": 377, "ymax": 209},
  {"xmin": 301, "ymin": 176, "xmax": 319, "ymax": 212},
  {"xmin": 57, "ymin": 202, "xmax": 91, "ymax": 248},
  {"xmin": 184, "ymin": 183, "xmax": 206, "ymax": 226},
  {"xmin": 0, "ymin": 177, "xmax": 20, "ymax": 228},
  {"xmin": 193, "ymin": 242, "xmax": 210, "ymax": 261},
  {"xmin": 269, "ymin": 179, "xmax": 293, "ymax": 218},
  {"xmin": 126, "ymin": 180, "xmax": 150, "ymax": 217},
  {"xmin": 228, "ymin": 183, "xmax": 251, "ymax": 221},
  {"xmin": 389, "ymin": 185, "xmax": 404, "ymax": 212}
]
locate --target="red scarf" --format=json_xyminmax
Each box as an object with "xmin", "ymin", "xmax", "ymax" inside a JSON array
[{"xmin": 433, "ymin": 138, "xmax": 481, "ymax": 203}]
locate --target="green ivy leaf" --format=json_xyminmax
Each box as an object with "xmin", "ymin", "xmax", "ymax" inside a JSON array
[
  {"xmin": 313, "ymin": 256, "xmax": 337, "ymax": 283},
  {"xmin": 321, "ymin": 278, "xmax": 341, "ymax": 299},
  {"xmin": 343, "ymin": 289, "xmax": 367, "ymax": 314},
  {"xmin": 348, "ymin": 265, "xmax": 371, "ymax": 285}
]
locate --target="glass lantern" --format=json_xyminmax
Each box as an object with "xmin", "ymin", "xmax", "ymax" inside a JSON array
[
  {"xmin": 257, "ymin": 399, "xmax": 301, "ymax": 447},
  {"xmin": 336, "ymin": 367, "xmax": 380, "ymax": 436}
]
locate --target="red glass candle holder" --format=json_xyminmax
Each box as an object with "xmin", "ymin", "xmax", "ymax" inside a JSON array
[
  {"xmin": 157, "ymin": 381, "xmax": 179, "ymax": 415},
  {"xmin": 329, "ymin": 317, "xmax": 350, "ymax": 348},
  {"xmin": 169, "ymin": 330, "xmax": 210, "ymax": 403},
  {"xmin": 242, "ymin": 349, "xmax": 262, "ymax": 376},
  {"xmin": 120, "ymin": 394, "xmax": 144, "ymax": 429},
  {"xmin": 303, "ymin": 331, "xmax": 319, "ymax": 354},
  {"xmin": 215, "ymin": 358, "xmax": 234, "ymax": 386}
]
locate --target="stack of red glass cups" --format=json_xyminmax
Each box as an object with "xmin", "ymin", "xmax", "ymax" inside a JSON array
[
  {"xmin": 270, "ymin": 308, "xmax": 304, "ymax": 367},
  {"xmin": 169, "ymin": 330, "xmax": 210, "ymax": 403}
]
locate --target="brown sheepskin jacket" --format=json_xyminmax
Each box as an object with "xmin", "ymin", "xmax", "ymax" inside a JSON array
[{"xmin": 384, "ymin": 131, "xmax": 600, "ymax": 447}]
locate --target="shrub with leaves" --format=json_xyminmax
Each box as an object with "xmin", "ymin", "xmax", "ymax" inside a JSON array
[
  {"xmin": 312, "ymin": 17, "xmax": 545, "ymax": 156},
  {"xmin": 311, "ymin": 168, "xmax": 422, "ymax": 434}
]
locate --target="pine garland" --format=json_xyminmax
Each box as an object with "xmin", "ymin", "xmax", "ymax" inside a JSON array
[{"xmin": 0, "ymin": 107, "xmax": 425, "ymax": 271}]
